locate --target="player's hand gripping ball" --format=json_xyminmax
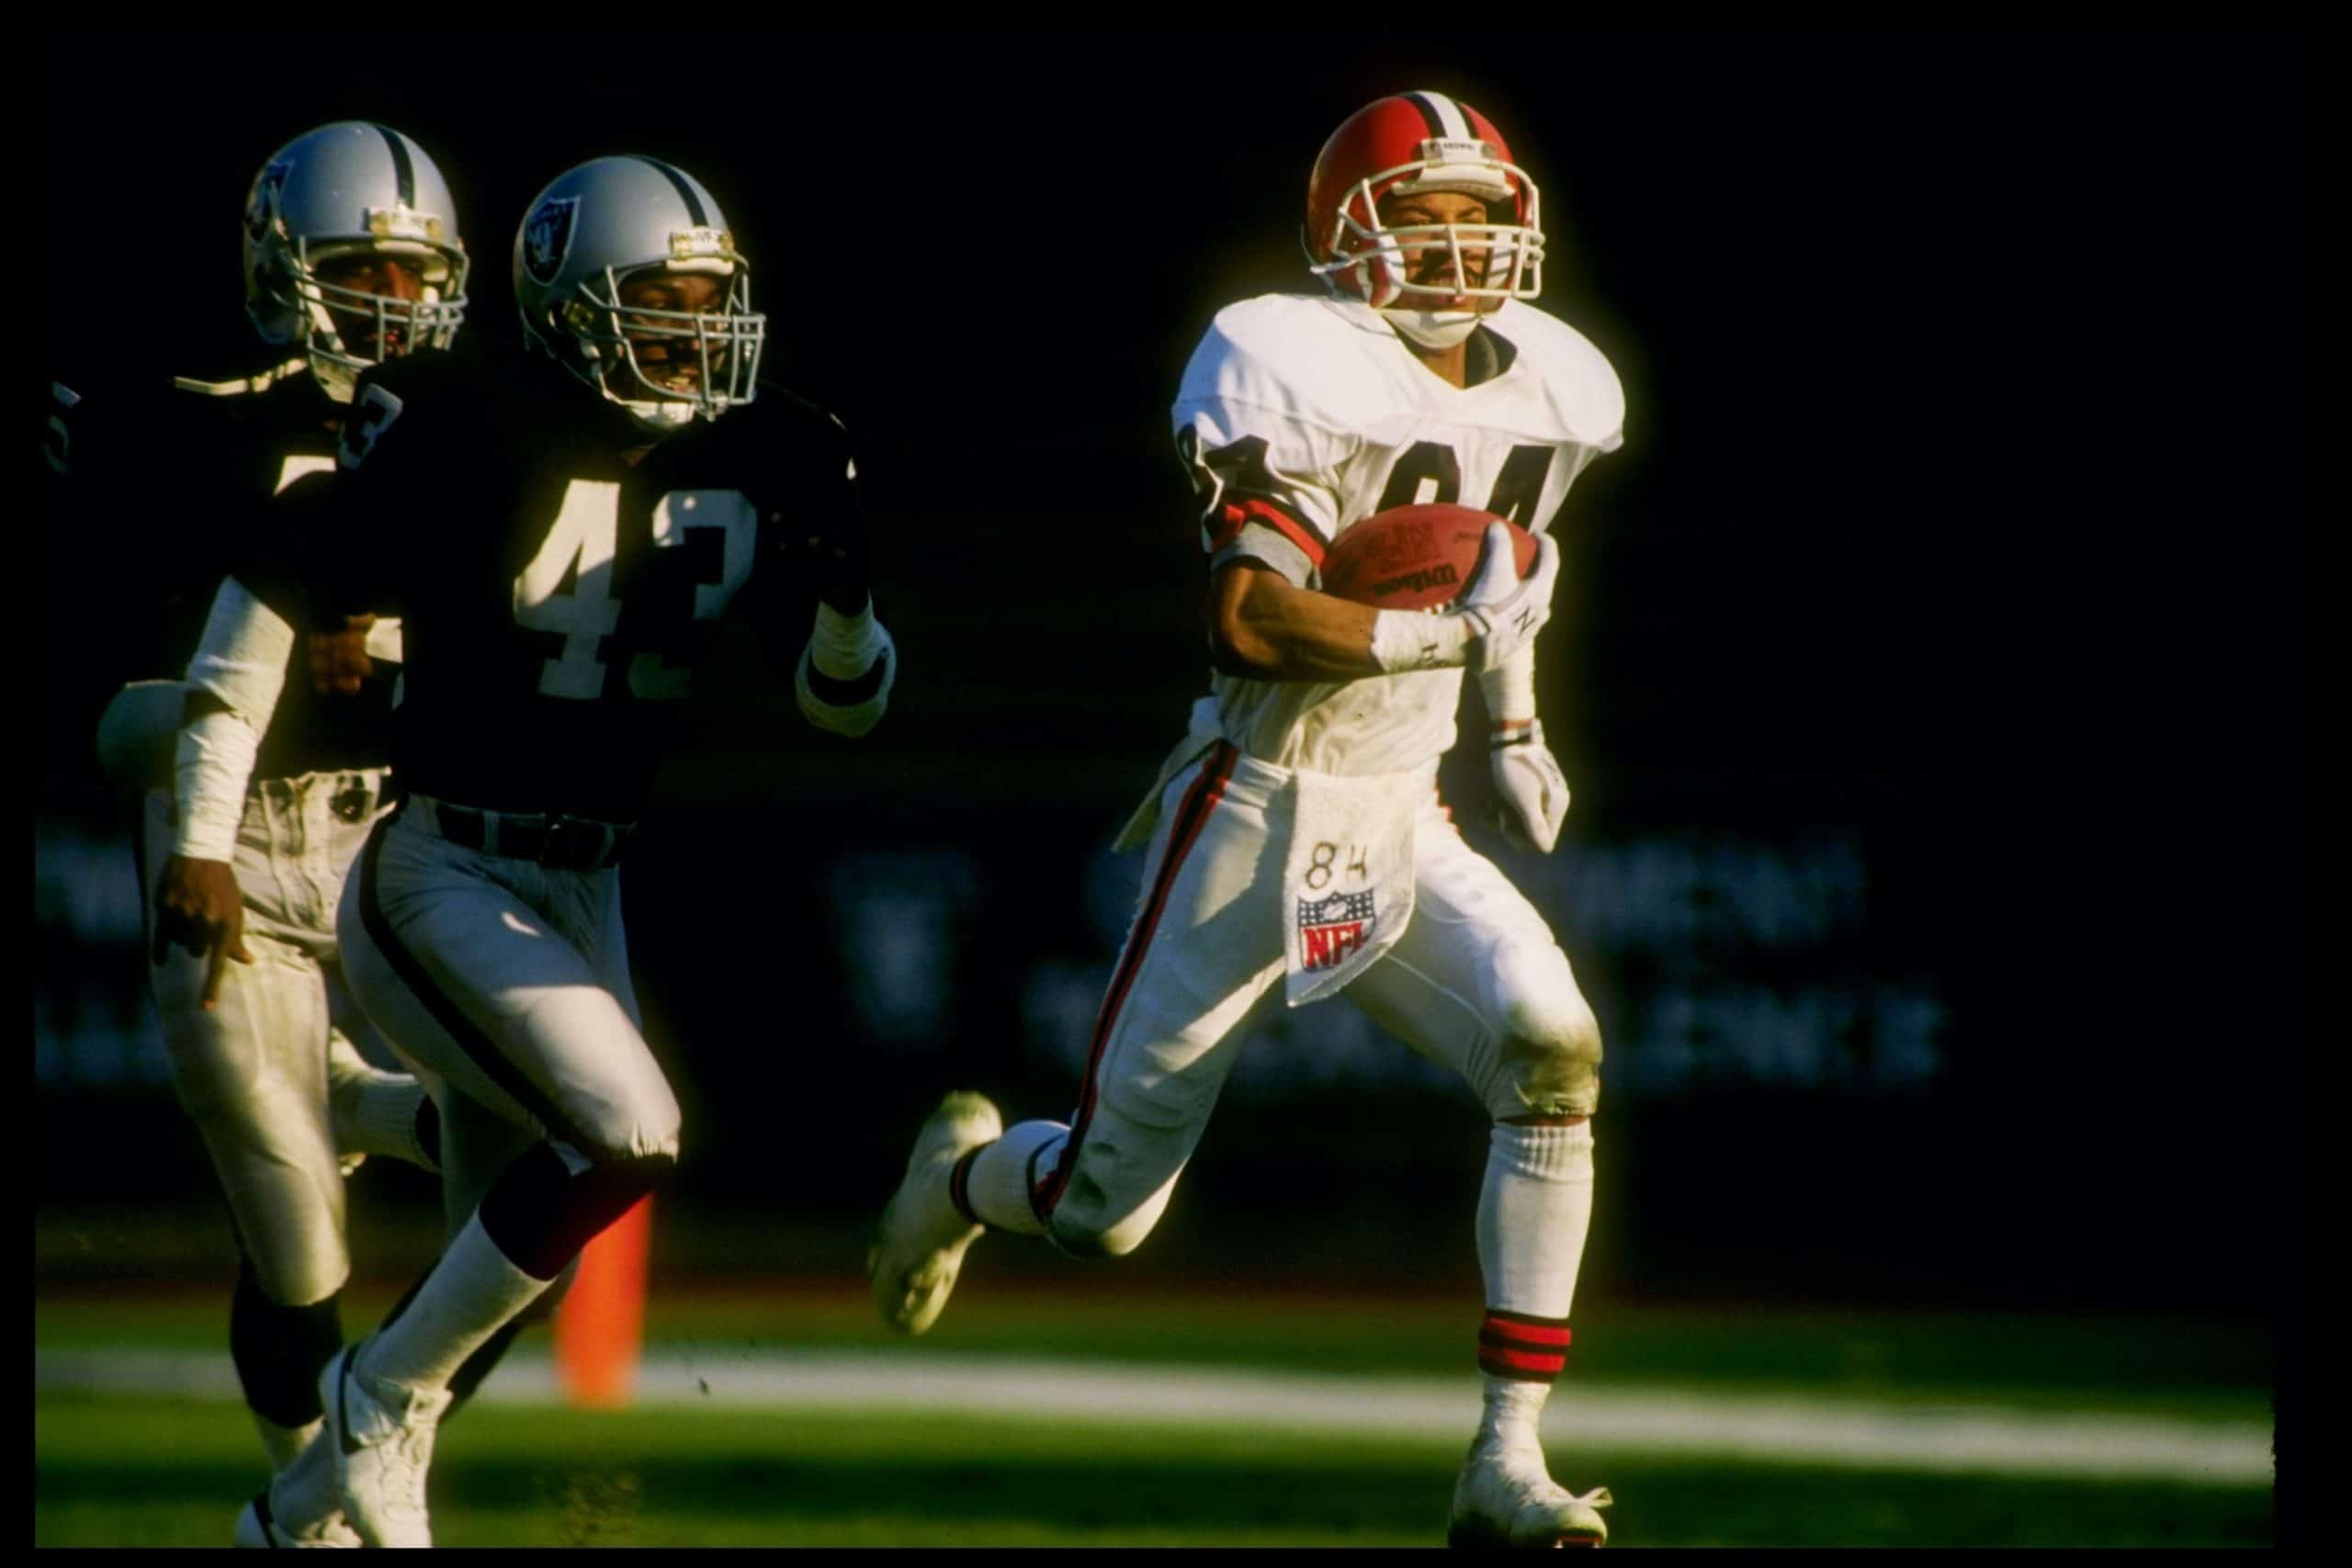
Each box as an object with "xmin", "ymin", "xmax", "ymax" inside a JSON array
[{"xmin": 1319, "ymin": 503, "xmax": 1539, "ymax": 611}]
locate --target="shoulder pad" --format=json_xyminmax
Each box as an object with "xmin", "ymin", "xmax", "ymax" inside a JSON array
[
  {"xmin": 345, "ymin": 347, "xmax": 515, "ymax": 447},
  {"xmin": 1490, "ymin": 301, "xmax": 1626, "ymax": 452},
  {"xmin": 1181, "ymin": 292, "xmax": 1401, "ymax": 430},
  {"xmin": 741, "ymin": 380, "xmax": 853, "ymax": 451}
]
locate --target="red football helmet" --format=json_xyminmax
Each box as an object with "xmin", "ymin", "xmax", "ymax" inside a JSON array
[{"xmin": 1305, "ymin": 91, "xmax": 1544, "ymax": 311}]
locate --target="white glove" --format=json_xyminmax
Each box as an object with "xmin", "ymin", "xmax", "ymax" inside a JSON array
[
  {"xmin": 1368, "ymin": 523, "xmax": 1559, "ymax": 674},
  {"xmin": 1490, "ymin": 719, "xmax": 1570, "ymax": 852},
  {"xmin": 1457, "ymin": 523, "xmax": 1558, "ymax": 672}
]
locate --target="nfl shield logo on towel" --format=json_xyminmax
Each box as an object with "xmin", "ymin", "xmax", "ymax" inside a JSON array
[{"xmin": 1296, "ymin": 890, "xmax": 1376, "ymax": 973}]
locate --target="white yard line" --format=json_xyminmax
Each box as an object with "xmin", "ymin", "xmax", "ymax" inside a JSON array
[{"xmin": 34, "ymin": 1348, "xmax": 2272, "ymax": 1487}]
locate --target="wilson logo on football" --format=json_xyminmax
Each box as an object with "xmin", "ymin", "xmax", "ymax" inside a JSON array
[{"xmin": 1370, "ymin": 564, "xmax": 1459, "ymax": 599}]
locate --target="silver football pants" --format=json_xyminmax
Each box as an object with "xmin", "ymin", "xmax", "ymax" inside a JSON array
[
  {"xmin": 141, "ymin": 773, "xmax": 397, "ymax": 1307},
  {"xmin": 335, "ymin": 801, "xmax": 681, "ymax": 1180}
]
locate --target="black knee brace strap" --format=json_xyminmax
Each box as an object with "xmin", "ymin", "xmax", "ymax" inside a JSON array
[
  {"xmin": 230, "ymin": 1260, "xmax": 344, "ymax": 1428},
  {"xmin": 477, "ymin": 1141, "xmax": 672, "ymax": 1283}
]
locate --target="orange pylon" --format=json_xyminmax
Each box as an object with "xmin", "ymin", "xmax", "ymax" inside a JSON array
[{"xmin": 554, "ymin": 1194, "xmax": 653, "ymax": 1407}]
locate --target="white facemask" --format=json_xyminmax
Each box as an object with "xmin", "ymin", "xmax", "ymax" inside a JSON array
[{"xmin": 1378, "ymin": 308, "xmax": 1483, "ymax": 350}]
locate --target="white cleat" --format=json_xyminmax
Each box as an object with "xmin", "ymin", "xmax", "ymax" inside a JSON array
[
  {"xmin": 1447, "ymin": 1437, "xmax": 1612, "ymax": 1549},
  {"xmin": 322, "ymin": 1342, "xmax": 452, "ymax": 1548},
  {"xmin": 233, "ymin": 1490, "xmax": 362, "ymax": 1548},
  {"xmin": 868, "ymin": 1091, "xmax": 1002, "ymax": 1337}
]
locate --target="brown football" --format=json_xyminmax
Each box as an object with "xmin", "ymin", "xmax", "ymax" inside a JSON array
[{"xmin": 1319, "ymin": 503, "xmax": 1540, "ymax": 611}]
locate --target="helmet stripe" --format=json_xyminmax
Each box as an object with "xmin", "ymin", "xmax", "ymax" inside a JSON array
[
  {"xmin": 371, "ymin": 124, "xmax": 414, "ymax": 207},
  {"xmin": 629, "ymin": 155, "xmax": 709, "ymax": 227},
  {"xmin": 1407, "ymin": 91, "xmax": 1474, "ymax": 142}
]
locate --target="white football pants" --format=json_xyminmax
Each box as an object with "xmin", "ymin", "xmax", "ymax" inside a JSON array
[
  {"xmin": 141, "ymin": 772, "xmax": 398, "ymax": 1308},
  {"xmin": 1041, "ymin": 741, "xmax": 1602, "ymax": 1256}
]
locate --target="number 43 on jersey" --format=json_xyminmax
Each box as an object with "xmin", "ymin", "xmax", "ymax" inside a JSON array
[{"xmin": 513, "ymin": 479, "xmax": 756, "ymax": 701}]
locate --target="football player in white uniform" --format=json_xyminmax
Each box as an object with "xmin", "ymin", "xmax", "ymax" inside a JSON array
[
  {"xmin": 872, "ymin": 91, "xmax": 1623, "ymax": 1548},
  {"xmin": 78, "ymin": 122, "xmax": 462, "ymax": 1545}
]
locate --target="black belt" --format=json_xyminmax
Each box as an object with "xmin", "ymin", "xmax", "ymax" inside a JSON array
[{"xmin": 423, "ymin": 799, "xmax": 635, "ymax": 872}]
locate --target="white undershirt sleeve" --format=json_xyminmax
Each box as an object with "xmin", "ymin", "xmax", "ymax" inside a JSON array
[{"xmin": 170, "ymin": 577, "xmax": 295, "ymax": 861}]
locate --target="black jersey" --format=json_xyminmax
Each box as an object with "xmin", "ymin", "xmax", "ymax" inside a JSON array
[
  {"xmin": 300, "ymin": 349, "xmax": 857, "ymax": 823},
  {"xmin": 59, "ymin": 354, "xmax": 401, "ymax": 782}
]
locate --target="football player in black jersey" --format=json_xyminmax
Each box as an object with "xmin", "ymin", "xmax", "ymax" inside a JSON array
[
  {"xmin": 70, "ymin": 122, "xmax": 469, "ymax": 1549},
  {"xmin": 240, "ymin": 154, "xmax": 896, "ymax": 1548}
]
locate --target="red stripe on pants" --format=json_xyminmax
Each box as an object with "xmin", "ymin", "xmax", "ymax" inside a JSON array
[{"xmin": 1037, "ymin": 742, "xmax": 1238, "ymax": 1217}]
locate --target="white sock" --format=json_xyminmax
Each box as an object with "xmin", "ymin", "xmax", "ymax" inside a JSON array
[
  {"xmin": 1476, "ymin": 1121, "xmax": 1594, "ymax": 1320},
  {"xmin": 253, "ymin": 1411, "xmax": 320, "ymax": 1474},
  {"xmin": 1476, "ymin": 1375, "xmax": 1553, "ymax": 1450},
  {"xmin": 327, "ymin": 1037, "xmax": 439, "ymax": 1173},
  {"xmin": 956, "ymin": 1120, "xmax": 1066, "ymax": 1236},
  {"xmin": 356, "ymin": 1213, "xmax": 548, "ymax": 1393},
  {"xmin": 1474, "ymin": 1121, "xmax": 1594, "ymax": 1448}
]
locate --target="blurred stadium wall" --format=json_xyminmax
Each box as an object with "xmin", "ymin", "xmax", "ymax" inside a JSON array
[{"xmin": 38, "ymin": 28, "xmax": 2302, "ymax": 1332}]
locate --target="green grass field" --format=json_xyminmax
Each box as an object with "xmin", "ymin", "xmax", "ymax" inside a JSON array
[{"xmin": 33, "ymin": 1282, "xmax": 2275, "ymax": 1548}]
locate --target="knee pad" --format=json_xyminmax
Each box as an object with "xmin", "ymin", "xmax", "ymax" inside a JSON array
[
  {"xmin": 570, "ymin": 1089, "xmax": 682, "ymax": 1168},
  {"xmin": 1484, "ymin": 949, "xmax": 1604, "ymax": 1121},
  {"xmin": 220, "ymin": 1157, "xmax": 351, "ymax": 1310}
]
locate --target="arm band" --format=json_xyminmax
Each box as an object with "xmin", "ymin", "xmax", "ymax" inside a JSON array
[
  {"xmin": 795, "ymin": 599, "xmax": 896, "ymax": 738},
  {"xmin": 808, "ymin": 597, "xmax": 886, "ymax": 680}
]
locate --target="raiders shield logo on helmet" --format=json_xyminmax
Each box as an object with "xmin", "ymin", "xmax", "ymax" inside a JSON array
[
  {"xmin": 244, "ymin": 160, "xmax": 292, "ymax": 243},
  {"xmin": 522, "ymin": 195, "xmax": 581, "ymax": 286}
]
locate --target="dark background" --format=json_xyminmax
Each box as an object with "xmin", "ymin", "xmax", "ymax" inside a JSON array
[{"xmin": 39, "ymin": 29, "xmax": 2304, "ymax": 1327}]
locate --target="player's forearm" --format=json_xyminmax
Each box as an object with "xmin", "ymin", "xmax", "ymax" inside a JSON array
[
  {"xmin": 171, "ymin": 705, "xmax": 261, "ymax": 861},
  {"xmin": 1211, "ymin": 569, "xmax": 1385, "ymax": 682},
  {"xmin": 172, "ymin": 577, "xmax": 292, "ymax": 858}
]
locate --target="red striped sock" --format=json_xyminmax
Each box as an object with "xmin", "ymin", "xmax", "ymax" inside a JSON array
[
  {"xmin": 947, "ymin": 1145, "xmax": 988, "ymax": 1226},
  {"xmin": 1478, "ymin": 1308, "xmax": 1571, "ymax": 1382}
]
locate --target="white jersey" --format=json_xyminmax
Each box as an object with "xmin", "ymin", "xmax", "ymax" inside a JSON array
[{"xmin": 1171, "ymin": 291, "xmax": 1624, "ymax": 776}]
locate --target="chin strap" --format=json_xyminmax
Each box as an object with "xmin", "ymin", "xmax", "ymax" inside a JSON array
[{"xmin": 1380, "ymin": 308, "xmax": 1483, "ymax": 349}]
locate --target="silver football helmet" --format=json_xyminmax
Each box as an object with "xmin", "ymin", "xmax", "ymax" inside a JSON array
[
  {"xmin": 242, "ymin": 122, "xmax": 469, "ymax": 403},
  {"xmin": 513, "ymin": 156, "xmax": 764, "ymax": 430}
]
